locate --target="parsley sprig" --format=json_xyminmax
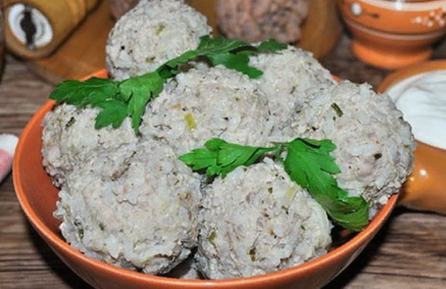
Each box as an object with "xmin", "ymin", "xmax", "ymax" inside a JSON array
[
  {"xmin": 50, "ymin": 36, "xmax": 286, "ymax": 133},
  {"xmin": 179, "ymin": 138, "xmax": 370, "ymax": 231},
  {"xmin": 179, "ymin": 138, "xmax": 280, "ymax": 177}
]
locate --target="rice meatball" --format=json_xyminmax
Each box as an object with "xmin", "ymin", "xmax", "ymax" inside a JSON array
[
  {"xmin": 249, "ymin": 46, "xmax": 335, "ymax": 140},
  {"xmin": 217, "ymin": 0, "xmax": 309, "ymax": 43},
  {"xmin": 42, "ymin": 104, "xmax": 138, "ymax": 186},
  {"xmin": 54, "ymin": 139, "xmax": 202, "ymax": 274},
  {"xmin": 141, "ymin": 66, "xmax": 273, "ymax": 154},
  {"xmin": 106, "ymin": 0, "xmax": 211, "ymax": 80},
  {"xmin": 196, "ymin": 159, "xmax": 332, "ymax": 279},
  {"xmin": 294, "ymin": 81, "xmax": 415, "ymax": 214}
]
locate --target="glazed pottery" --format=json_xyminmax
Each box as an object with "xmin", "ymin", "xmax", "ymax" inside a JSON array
[
  {"xmin": 338, "ymin": 0, "xmax": 446, "ymax": 69},
  {"xmin": 379, "ymin": 60, "xmax": 446, "ymax": 214},
  {"xmin": 13, "ymin": 70, "xmax": 398, "ymax": 289}
]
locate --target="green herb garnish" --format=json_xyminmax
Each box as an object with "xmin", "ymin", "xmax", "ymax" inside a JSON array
[
  {"xmin": 179, "ymin": 138, "xmax": 369, "ymax": 231},
  {"xmin": 50, "ymin": 36, "xmax": 286, "ymax": 133},
  {"xmin": 331, "ymin": 103, "xmax": 344, "ymax": 117},
  {"xmin": 283, "ymin": 139, "xmax": 369, "ymax": 231},
  {"xmin": 179, "ymin": 138, "xmax": 279, "ymax": 177}
]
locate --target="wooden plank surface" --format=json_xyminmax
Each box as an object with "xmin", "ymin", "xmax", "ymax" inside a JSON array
[{"xmin": 0, "ymin": 36, "xmax": 445, "ymax": 289}]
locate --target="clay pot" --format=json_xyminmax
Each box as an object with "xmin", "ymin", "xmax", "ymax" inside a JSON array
[
  {"xmin": 379, "ymin": 60, "xmax": 446, "ymax": 214},
  {"xmin": 338, "ymin": 0, "xmax": 446, "ymax": 69}
]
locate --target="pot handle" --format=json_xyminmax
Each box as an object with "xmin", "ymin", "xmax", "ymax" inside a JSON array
[{"xmin": 398, "ymin": 143, "xmax": 446, "ymax": 214}]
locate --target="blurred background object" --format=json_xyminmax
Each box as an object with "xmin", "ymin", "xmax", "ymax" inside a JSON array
[
  {"xmin": 3, "ymin": 0, "xmax": 99, "ymax": 59},
  {"xmin": 109, "ymin": 0, "xmax": 138, "ymax": 20},
  {"xmin": 6, "ymin": 0, "xmax": 112, "ymax": 83},
  {"xmin": 216, "ymin": 0, "xmax": 309, "ymax": 43},
  {"xmin": 0, "ymin": 134, "xmax": 18, "ymax": 184},
  {"xmin": 338, "ymin": 0, "xmax": 446, "ymax": 70},
  {"xmin": 299, "ymin": 0, "xmax": 342, "ymax": 59},
  {"xmin": 0, "ymin": 8, "xmax": 5, "ymax": 79},
  {"xmin": 187, "ymin": 0, "xmax": 219, "ymax": 34}
]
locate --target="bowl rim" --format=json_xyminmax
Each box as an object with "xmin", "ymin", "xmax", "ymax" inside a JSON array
[
  {"xmin": 346, "ymin": 0, "xmax": 446, "ymax": 11},
  {"xmin": 13, "ymin": 69, "xmax": 398, "ymax": 287},
  {"xmin": 378, "ymin": 59, "xmax": 446, "ymax": 153},
  {"xmin": 378, "ymin": 59, "xmax": 446, "ymax": 93}
]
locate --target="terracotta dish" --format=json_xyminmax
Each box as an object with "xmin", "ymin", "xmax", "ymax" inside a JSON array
[
  {"xmin": 14, "ymin": 69, "xmax": 400, "ymax": 289},
  {"xmin": 338, "ymin": 0, "xmax": 446, "ymax": 69},
  {"xmin": 379, "ymin": 60, "xmax": 446, "ymax": 214}
]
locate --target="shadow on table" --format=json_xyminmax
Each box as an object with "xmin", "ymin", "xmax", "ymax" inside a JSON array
[
  {"xmin": 26, "ymin": 222, "xmax": 92, "ymax": 289},
  {"xmin": 324, "ymin": 207, "xmax": 405, "ymax": 289}
]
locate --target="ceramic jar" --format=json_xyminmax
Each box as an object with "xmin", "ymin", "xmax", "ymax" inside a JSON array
[
  {"xmin": 338, "ymin": 0, "xmax": 446, "ymax": 69},
  {"xmin": 378, "ymin": 60, "xmax": 446, "ymax": 213}
]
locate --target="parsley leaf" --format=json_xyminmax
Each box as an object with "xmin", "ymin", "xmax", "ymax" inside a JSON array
[
  {"xmin": 94, "ymin": 100, "xmax": 128, "ymax": 129},
  {"xmin": 197, "ymin": 36, "xmax": 250, "ymax": 53},
  {"xmin": 180, "ymin": 137, "xmax": 370, "ymax": 231},
  {"xmin": 179, "ymin": 138, "xmax": 277, "ymax": 177},
  {"xmin": 207, "ymin": 51, "xmax": 263, "ymax": 79},
  {"xmin": 50, "ymin": 78, "xmax": 119, "ymax": 107},
  {"xmin": 120, "ymin": 72, "xmax": 164, "ymax": 131},
  {"xmin": 284, "ymin": 139, "xmax": 369, "ymax": 231},
  {"xmin": 159, "ymin": 36, "xmax": 285, "ymax": 79},
  {"xmin": 49, "ymin": 36, "xmax": 287, "ymax": 132},
  {"xmin": 256, "ymin": 39, "xmax": 288, "ymax": 52}
]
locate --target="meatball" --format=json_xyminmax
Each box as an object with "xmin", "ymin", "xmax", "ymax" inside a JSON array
[
  {"xmin": 294, "ymin": 81, "xmax": 415, "ymax": 214},
  {"xmin": 141, "ymin": 66, "xmax": 273, "ymax": 154},
  {"xmin": 42, "ymin": 104, "xmax": 138, "ymax": 186},
  {"xmin": 196, "ymin": 159, "xmax": 332, "ymax": 279},
  {"xmin": 217, "ymin": 0, "xmax": 309, "ymax": 43},
  {"xmin": 249, "ymin": 46, "xmax": 335, "ymax": 141},
  {"xmin": 54, "ymin": 139, "xmax": 202, "ymax": 274},
  {"xmin": 106, "ymin": 0, "xmax": 211, "ymax": 80}
]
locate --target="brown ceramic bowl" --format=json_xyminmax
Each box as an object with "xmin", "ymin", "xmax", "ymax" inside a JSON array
[
  {"xmin": 14, "ymin": 69, "xmax": 398, "ymax": 289},
  {"xmin": 379, "ymin": 60, "xmax": 446, "ymax": 214}
]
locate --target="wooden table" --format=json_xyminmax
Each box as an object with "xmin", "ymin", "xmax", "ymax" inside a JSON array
[{"xmin": 0, "ymin": 36, "xmax": 445, "ymax": 289}]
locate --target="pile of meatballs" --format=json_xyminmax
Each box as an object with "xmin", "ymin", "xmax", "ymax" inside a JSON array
[{"xmin": 41, "ymin": 0, "xmax": 415, "ymax": 280}]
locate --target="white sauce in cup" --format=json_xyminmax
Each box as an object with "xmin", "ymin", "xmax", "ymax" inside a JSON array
[{"xmin": 386, "ymin": 70, "xmax": 446, "ymax": 150}]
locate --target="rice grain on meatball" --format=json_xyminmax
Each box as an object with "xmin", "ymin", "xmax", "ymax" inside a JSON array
[
  {"xmin": 54, "ymin": 139, "xmax": 202, "ymax": 274},
  {"xmin": 141, "ymin": 66, "xmax": 273, "ymax": 154},
  {"xmin": 106, "ymin": 0, "xmax": 211, "ymax": 80},
  {"xmin": 294, "ymin": 81, "xmax": 415, "ymax": 214},
  {"xmin": 196, "ymin": 159, "xmax": 332, "ymax": 279}
]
